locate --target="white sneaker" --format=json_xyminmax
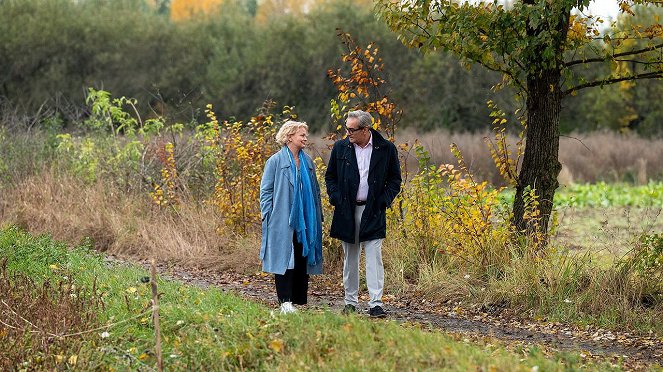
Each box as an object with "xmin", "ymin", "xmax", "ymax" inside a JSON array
[{"xmin": 280, "ymin": 302, "xmax": 297, "ymax": 314}]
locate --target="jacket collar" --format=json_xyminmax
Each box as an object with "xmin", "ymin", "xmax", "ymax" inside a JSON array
[
  {"xmin": 369, "ymin": 128, "xmax": 388, "ymax": 149},
  {"xmin": 340, "ymin": 129, "xmax": 390, "ymax": 176}
]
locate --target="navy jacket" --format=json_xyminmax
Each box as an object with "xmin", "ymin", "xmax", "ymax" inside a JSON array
[{"xmin": 325, "ymin": 129, "xmax": 402, "ymax": 243}]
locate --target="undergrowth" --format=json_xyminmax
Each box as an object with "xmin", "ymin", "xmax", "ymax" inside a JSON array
[{"xmin": 0, "ymin": 226, "xmax": 620, "ymax": 371}]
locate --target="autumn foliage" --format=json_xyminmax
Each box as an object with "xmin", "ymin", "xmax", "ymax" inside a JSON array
[
  {"xmin": 326, "ymin": 32, "xmax": 547, "ymax": 275},
  {"xmin": 327, "ymin": 31, "xmax": 402, "ymax": 141},
  {"xmin": 150, "ymin": 142, "xmax": 179, "ymax": 208},
  {"xmin": 169, "ymin": 0, "xmax": 225, "ymax": 21},
  {"xmin": 201, "ymin": 103, "xmax": 284, "ymax": 234}
]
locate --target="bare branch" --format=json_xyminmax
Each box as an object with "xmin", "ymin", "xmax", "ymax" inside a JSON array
[
  {"xmin": 565, "ymin": 42, "xmax": 663, "ymax": 67},
  {"xmin": 563, "ymin": 71, "xmax": 663, "ymax": 96},
  {"xmin": 613, "ymin": 59, "xmax": 663, "ymax": 65},
  {"xmin": 472, "ymin": 60, "xmax": 527, "ymax": 93},
  {"xmin": 559, "ymin": 134, "xmax": 592, "ymax": 153}
]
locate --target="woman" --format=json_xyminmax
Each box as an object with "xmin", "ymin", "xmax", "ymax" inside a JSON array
[{"xmin": 259, "ymin": 120, "xmax": 323, "ymax": 314}]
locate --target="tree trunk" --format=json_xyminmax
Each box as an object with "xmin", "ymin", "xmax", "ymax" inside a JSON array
[{"xmin": 512, "ymin": 70, "xmax": 563, "ymax": 245}]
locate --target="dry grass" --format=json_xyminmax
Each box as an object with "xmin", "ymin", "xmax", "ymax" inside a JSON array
[
  {"xmin": 551, "ymin": 206, "xmax": 663, "ymax": 258},
  {"xmin": 386, "ymin": 130, "xmax": 663, "ymax": 185},
  {"xmin": 486, "ymin": 253, "xmax": 663, "ymax": 330},
  {"xmin": 557, "ymin": 131, "xmax": 663, "ymax": 184},
  {"xmin": 2, "ymin": 129, "xmax": 663, "ymax": 333},
  {"xmin": 0, "ymin": 170, "xmax": 261, "ymax": 273},
  {"xmin": 0, "ymin": 259, "xmax": 102, "ymax": 369}
]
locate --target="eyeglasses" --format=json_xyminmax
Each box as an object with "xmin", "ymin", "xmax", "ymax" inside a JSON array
[{"xmin": 345, "ymin": 126, "xmax": 365, "ymax": 134}]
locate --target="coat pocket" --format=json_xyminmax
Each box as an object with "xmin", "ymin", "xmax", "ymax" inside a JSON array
[
  {"xmin": 330, "ymin": 191, "xmax": 341, "ymax": 207},
  {"xmin": 260, "ymin": 212, "xmax": 270, "ymax": 260}
]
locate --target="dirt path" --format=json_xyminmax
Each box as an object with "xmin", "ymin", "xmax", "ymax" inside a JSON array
[{"xmin": 112, "ymin": 256, "xmax": 663, "ymax": 370}]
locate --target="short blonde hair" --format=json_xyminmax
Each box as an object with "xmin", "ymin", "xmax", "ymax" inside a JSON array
[{"xmin": 275, "ymin": 120, "xmax": 308, "ymax": 146}]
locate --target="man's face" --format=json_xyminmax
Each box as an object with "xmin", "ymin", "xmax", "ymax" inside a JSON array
[{"xmin": 345, "ymin": 117, "xmax": 369, "ymax": 145}]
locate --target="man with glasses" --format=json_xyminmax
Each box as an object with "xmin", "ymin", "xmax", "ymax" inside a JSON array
[{"xmin": 325, "ymin": 110, "xmax": 402, "ymax": 318}]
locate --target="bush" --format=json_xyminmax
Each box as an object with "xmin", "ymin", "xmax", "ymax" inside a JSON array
[{"xmin": 0, "ymin": 229, "xmax": 104, "ymax": 370}]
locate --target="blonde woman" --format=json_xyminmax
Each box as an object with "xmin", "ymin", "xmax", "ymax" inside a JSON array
[{"xmin": 259, "ymin": 121, "xmax": 323, "ymax": 314}]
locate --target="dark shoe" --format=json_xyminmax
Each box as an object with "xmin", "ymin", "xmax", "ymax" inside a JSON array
[
  {"xmin": 369, "ymin": 305, "xmax": 387, "ymax": 318},
  {"xmin": 342, "ymin": 304, "xmax": 356, "ymax": 315}
]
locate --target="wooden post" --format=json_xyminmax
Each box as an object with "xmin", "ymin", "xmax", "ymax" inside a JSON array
[{"xmin": 150, "ymin": 259, "xmax": 163, "ymax": 372}]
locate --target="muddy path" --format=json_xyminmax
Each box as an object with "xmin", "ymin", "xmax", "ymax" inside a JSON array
[{"xmin": 111, "ymin": 256, "xmax": 663, "ymax": 370}]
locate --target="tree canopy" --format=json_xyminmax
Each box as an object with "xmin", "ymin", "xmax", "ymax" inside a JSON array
[
  {"xmin": 0, "ymin": 0, "xmax": 660, "ymax": 137},
  {"xmin": 378, "ymin": 0, "xmax": 663, "ymax": 240},
  {"xmin": 379, "ymin": 1, "xmax": 662, "ymax": 98}
]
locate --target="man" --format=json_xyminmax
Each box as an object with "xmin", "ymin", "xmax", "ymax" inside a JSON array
[{"xmin": 325, "ymin": 110, "xmax": 402, "ymax": 318}]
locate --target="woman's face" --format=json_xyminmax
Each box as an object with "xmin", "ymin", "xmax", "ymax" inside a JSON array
[{"xmin": 288, "ymin": 127, "xmax": 308, "ymax": 151}]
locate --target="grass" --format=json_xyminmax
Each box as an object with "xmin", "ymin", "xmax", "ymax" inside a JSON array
[
  {"xmin": 0, "ymin": 226, "xmax": 623, "ymax": 371},
  {"xmin": 486, "ymin": 251, "xmax": 663, "ymax": 332},
  {"xmin": 551, "ymin": 206, "xmax": 663, "ymax": 259},
  {"xmin": 393, "ymin": 130, "xmax": 663, "ymax": 185},
  {"xmin": 2, "ymin": 170, "xmax": 662, "ymax": 335},
  {"xmin": 1, "ymin": 126, "xmax": 662, "ymax": 350},
  {"xmin": 499, "ymin": 182, "xmax": 663, "ymax": 208},
  {"xmin": 0, "ymin": 170, "xmax": 259, "ymax": 273}
]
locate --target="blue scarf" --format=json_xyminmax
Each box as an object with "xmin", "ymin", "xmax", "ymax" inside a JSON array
[{"xmin": 287, "ymin": 148, "xmax": 320, "ymax": 266}]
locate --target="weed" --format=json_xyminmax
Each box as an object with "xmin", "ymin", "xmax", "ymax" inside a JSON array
[{"xmin": 0, "ymin": 244, "xmax": 104, "ymax": 369}]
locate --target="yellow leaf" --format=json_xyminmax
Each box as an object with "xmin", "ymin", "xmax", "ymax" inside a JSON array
[
  {"xmin": 68, "ymin": 355, "xmax": 78, "ymax": 366},
  {"xmin": 126, "ymin": 287, "xmax": 137, "ymax": 294},
  {"xmin": 270, "ymin": 338, "xmax": 284, "ymax": 353}
]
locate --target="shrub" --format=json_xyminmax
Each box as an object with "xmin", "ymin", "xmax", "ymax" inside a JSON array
[
  {"xmin": 0, "ymin": 252, "xmax": 104, "ymax": 370},
  {"xmin": 624, "ymin": 233, "xmax": 663, "ymax": 281},
  {"xmin": 200, "ymin": 103, "xmax": 278, "ymax": 233}
]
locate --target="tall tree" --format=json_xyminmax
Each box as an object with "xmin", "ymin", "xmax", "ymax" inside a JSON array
[
  {"xmin": 379, "ymin": 0, "xmax": 663, "ymax": 241},
  {"xmin": 170, "ymin": 0, "xmax": 224, "ymax": 21}
]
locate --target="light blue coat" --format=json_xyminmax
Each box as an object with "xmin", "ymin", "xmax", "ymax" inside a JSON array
[{"xmin": 260, "ymin": 147, "xmax": 323, "ymax": 275}]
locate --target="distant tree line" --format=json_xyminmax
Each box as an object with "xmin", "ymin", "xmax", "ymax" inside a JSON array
[{"xmin": 0, "ymin": 0, "xmax": 661, "ymax": 134}]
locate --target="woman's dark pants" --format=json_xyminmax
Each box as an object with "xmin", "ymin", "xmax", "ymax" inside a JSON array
[{"xmin": 274, "ymin": 233, "xmax": 309, "ymax": 305}]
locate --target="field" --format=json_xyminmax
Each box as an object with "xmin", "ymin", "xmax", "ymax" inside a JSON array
[
  {"xmin": 1, "ymin": 115, "xmax": 663, "ymax": 369},
  {"xmin": 521, "ymin": 183, "xmax": 663, "ymax": 258}
]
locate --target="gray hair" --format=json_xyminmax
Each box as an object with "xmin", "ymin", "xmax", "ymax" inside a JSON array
[
  {"xmin": 347, "ymin": 110, "xmax": 373, "ymax": 129},
  {"xmin": 275, "ymin": 120, "xmax": 308, "ymax": 146}
]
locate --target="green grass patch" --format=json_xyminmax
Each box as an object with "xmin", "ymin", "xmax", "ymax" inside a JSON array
[
  {"xmin": 551, "ymin": 206, "xmax": 663, "ymax": 258},
  {"xmin": 0, "ymin": 225, "xmax": 620, "ymax": 371},
  {"xmin": 500, "ymin": 182, "xmax": 663, "ymax": 208}
]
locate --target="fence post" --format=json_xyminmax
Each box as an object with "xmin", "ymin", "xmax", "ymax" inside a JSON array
[{"xmin": 150, "ymin": 259, "xmax": 163, "ymax": 372}]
